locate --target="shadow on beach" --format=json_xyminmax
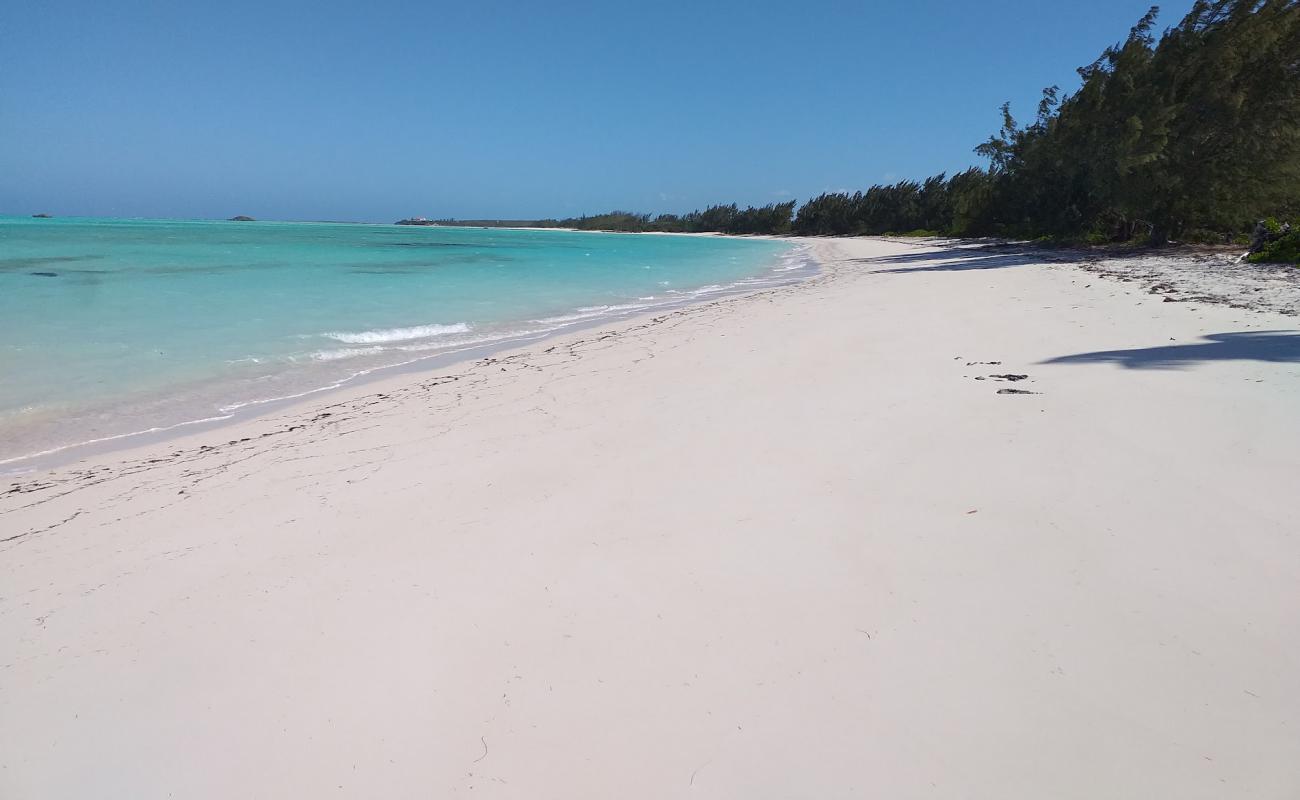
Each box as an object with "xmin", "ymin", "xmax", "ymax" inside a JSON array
[
  {"xmin": 854, "ymin": 243, "xmax": 1052, "ymax": 274},
  {"xmin": 1043, "ymin": 331, "xmax": 1300, "ymax": 369}
]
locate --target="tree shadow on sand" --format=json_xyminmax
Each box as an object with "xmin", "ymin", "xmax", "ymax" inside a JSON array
[
  {"xmin": 854, "ymin": 244, "xmax": 1053, "ymax": 274},
  {"xmin": 1042, "ymin": 331, "xmax": 1300, "ymax": 369}
]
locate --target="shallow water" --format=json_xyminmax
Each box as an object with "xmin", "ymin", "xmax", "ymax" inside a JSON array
[{"xmin": 0, "ymin": 217, "xmax": 805, "ymax": 463}]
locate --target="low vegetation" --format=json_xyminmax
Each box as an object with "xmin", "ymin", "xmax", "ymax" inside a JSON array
[{"xmin": 1248, "ymin": 219, "xmax": 1300, "ymax": 263}]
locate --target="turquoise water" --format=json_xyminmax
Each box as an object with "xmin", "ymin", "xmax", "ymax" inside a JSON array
[{"xmin": 0, "ymin": 217, "xmax": 805, "ymax": 462}]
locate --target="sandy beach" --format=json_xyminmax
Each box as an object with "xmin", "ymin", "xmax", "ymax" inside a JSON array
[{"xmin": 3, "ymin": 236, "xmax": 1298, "ymax": 798}]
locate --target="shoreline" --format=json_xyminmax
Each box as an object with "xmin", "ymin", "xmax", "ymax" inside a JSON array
[
  {"xmin": 6, "ymin": 234, "xmax": 1295, "ymax": 477},
  {"xmin": 0, "ymin": 236, "xmax": 815, "ymax": 474},
  {"xmin": 3, "ymin": 236, "xmax": 1298, "ymax": 797}
]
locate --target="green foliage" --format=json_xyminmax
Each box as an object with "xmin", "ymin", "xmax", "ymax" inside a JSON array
[
  {"xmin": 789, "ymin": 172, "xmax": 992, "ymax": 237},
  {"xmin": 534, "ymin": 202, "xmax": 796, "ymax": 235},
  {"xmin": 971, "ymin": 1, "xmax": 1300, "ymax": 243},
  {"xmin": 782, "ymin": 2, "xmax": 1300, "ymax": 244},
  {"xmin": 1248, "ymin": 226, "xmax": 1300, "ymax": 263}
]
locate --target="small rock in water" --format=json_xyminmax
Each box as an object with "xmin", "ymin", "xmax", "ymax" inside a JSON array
[
  {"xmin": 989, "ymin": 374, "xmax": 1029, "ymax": 381},
  {"xmin": 997, "ymin": 388, "xmax": 1039, "ymax": 395},
  {"xmin": 29, "ymin": 271, "xmax": 58, "ymax": 277}
]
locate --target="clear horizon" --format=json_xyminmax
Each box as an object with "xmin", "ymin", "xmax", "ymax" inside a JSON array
[{"xmin": 4, "ymin": 0, "xmax": 1197, "ymax": 222}]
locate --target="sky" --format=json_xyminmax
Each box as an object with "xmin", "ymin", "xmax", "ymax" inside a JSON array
[{"xmin": 1, "ymin": 0, "xmax": 1199, "ymax": 222}]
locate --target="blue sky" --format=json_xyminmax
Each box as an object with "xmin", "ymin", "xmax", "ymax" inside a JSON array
[{"xmin": 2, "ymin": 0, "xmax": 1197, "ymax": 222}]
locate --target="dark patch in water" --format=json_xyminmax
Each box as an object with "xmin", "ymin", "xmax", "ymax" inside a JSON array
[
  {"xmin": 385, "ymin": 242, "xmax": 478, "ymax": 248},
  {"xmin": 348, "ymin": 254, "xmax": 512, "ymax": 274},
  {"xmin": 29, "ymin": 271, "xmax": 59, "ymax": 277},
  {"xmin": 0, "ymin": 255, "xmax": 104, "ymax": 272}
]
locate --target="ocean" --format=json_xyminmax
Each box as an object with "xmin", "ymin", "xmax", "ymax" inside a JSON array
[{"xmin": 0, "ymin": 217, "xmax": 808, "ymax": 465}]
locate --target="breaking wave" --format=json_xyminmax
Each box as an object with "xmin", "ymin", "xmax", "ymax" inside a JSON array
[{"xmin": 323, "ymin": 322, "xmax": 471, "ymax": 344}]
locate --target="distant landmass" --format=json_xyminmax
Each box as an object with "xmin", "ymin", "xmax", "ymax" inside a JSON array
[
  {"xmin": 396, "ymin": 217, "xmax": 544, "ymax": 228},
  {"xmin": 229, "ymin": 215, "xmax": 255, "ymax": 222},
  {"xmin": 32, "ymin": 213, "xmax": 52, "ymax": 218}
]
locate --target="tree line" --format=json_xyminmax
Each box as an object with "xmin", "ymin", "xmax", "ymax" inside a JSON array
[
  {"xmin": 530, "ymin": 202, "xmax": 799, "ymax": 236},
  {"xmin": 442, "ymin": 2, "xmax": 1299, "ymax": 259}
]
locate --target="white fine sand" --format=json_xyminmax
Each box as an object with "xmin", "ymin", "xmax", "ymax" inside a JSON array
[{"xmin": 2, "ymin": 237, "xmax": 1298, "ymax": 799}]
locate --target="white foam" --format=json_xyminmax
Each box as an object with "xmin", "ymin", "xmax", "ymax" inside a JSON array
[
  {"xmin": 531, "ymin": 300, "xmax": 664, "ymax": 326},
  {"xmin": 395, "ymin": 332, "xmax": 507, "ymax": 353},
  {"xmin": 311, "ymin": 346, "xmax": 383, "ymax": 361},
  {"xmin": 323, "ymin": 322, "xmax": 470, "ymax": 344}
]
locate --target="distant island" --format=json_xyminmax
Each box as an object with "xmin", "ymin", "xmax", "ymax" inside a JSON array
[
  {"xmin": 397, "ymin": 217, "xmax": 554, "ymax": 228},
  {"xmin": 32, "ymin": 213, "xmax": 52, "ymax": 218},
  {"xmin": 229, "ymin": 215, "xmax": 255, "ymax": 222}
]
